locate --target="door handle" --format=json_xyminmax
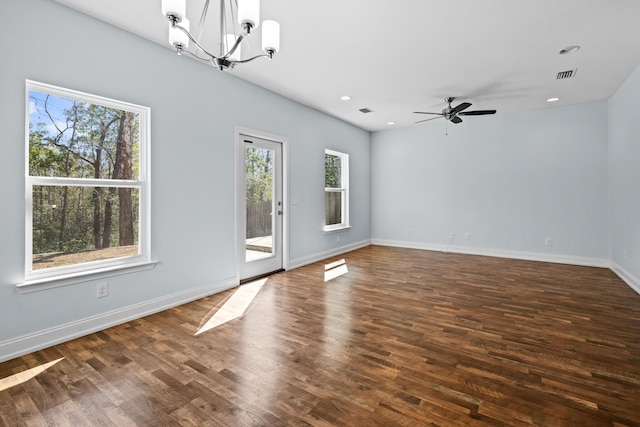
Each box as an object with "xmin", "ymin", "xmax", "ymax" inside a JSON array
[{"xmin": 277, "ymin": 210, "xmax": 283, "ymax": 215}]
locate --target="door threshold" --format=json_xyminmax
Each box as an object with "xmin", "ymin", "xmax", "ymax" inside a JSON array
[{"xmin": 240, "ymin": 268, "xmax": 285, "ymax": 284}]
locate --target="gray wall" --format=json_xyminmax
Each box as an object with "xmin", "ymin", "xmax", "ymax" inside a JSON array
[
  {"xmin": 609, "ymin": 63, "xmax": 640, "ymax": 285},
  {"xmin": 371, "ymin": 101, "xmax": 609, "ymax": 264},
  {"xmin": 0, "ymin": 0, "xmax": 370, "ymax": 348}
]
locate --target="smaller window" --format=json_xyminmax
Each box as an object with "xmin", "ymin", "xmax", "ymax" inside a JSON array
[{"xmin": 324, "ymin": 149, "xmax": 349, "ymax": 231}]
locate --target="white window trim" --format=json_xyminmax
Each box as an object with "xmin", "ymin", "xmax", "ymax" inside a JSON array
[
  {"xmin": 324, "ymin": 149, "xmax": 350, "ymax": 232},
  {"xmin": 21, "ymin": 80, "xmax": 153, "ymax": 290}
]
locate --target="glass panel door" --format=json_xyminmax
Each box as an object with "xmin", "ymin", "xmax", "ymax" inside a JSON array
[{"xmin": 237, "ymin": 134, "xmax": 283, "ymax": 280}]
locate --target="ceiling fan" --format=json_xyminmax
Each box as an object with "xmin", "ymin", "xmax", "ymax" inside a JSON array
[{"xmin": 414, "ymin": 97, "xmax": 496, "ymax": 124}]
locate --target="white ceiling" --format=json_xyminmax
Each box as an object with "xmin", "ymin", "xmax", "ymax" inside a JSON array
[{"xmin": 53, "ymin": 0, "xmax": 640, "ymax": 131}]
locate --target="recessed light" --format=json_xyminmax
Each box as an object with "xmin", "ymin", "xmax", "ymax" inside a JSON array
[
  {"xmin": 547, "ymin": 97, "xmax": 560, "ymax": 102},
  {"xmin": 340, "ymin": 95, "xmax": 351, "ymax": 101},
  {"xmin": 387, "ymin": 121, "xmax": 395, "ymax": 125},
  {"xmin": 559, "ymin": 45, "xmax": 580, "ymax": 55}
]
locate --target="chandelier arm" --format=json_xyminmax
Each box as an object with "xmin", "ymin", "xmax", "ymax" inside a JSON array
[
  {"xmin": 176, "ymin": 24, "xmax": 220, "ymax": 60},
  {"xmin": 181, "ymin": 49, "xmax": 218, "ymax": 64},
  {"xmin": 232, "ymin": 53, "xmax": 271, "ymax": 64},
  {"xmin": 223, "ymin": 33, "xmax": 245, "ymax": 59}
]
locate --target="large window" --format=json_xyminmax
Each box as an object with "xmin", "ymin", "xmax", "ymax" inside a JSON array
[
  {"xmin": 24, "ymin": 81, "xmax": 151, "ymax": 286},
  {"xmin": 324, "ymin": 149, "xmax": 349, "ymax": 231}
]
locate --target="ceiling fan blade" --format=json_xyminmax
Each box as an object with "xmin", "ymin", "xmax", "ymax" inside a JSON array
[
  {"xmin": 458, "ymin": 110, "xmax": 497, "ymax": 116},
  {"xmin": 450, "ymin": 116, "xmax": 463, "ymax": 124},
  {"xmin": 413, "ymin": 111, "xmax": 442, "ymax": 115},
  {"xmin": 450, "ymin": 102, "xmax": 472, "ymax": 114},
  {"xmin": 415, "ymin": 116, "xmax": 444, "ymax": 124}
]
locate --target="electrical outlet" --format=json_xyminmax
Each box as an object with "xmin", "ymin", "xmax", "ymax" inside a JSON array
[
  {"xmin": 336, "ymin": 235, "xmax": 340, "ymax": 243},
  {"xmin": 406, "ymin": 228, "xmax": 412, "ymax": 236},
  {"xmin": 449, "ymin": 232, "xmax": 455, "ymax": 239},
  {"xmin": 465, "ymin": 232, "xmax": 471, "ymax": 240},
  {"xmin": 97, "ymin": 282, "xmax": 109, "ymax": 298},
  {"xmin": 545, "ymin": 238, "xmax": 553, "ymax": 247}
]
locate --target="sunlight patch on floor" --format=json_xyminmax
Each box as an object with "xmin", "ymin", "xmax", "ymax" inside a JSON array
[
  {"xmin": 325, "ymin": 259, "xmax": 348, "ymax": 282},
  {"xmin": 195, "ymin": 278, "xmax": 268, "ymax": 335},
  {"xmin": 0, "ymin": 357, "xmax": 64, "ymax": 392}
]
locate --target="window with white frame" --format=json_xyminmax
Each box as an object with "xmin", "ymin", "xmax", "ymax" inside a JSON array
[
  {"xmin": 24, "ymin": 80, "xmax": 151, "ymax": 286},
  {"xmin": 324, "ymin": 149, "xmax": 349, "ymax": 230}
]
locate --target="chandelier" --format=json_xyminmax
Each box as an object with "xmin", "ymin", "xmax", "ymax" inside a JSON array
[{"xmin": 161, "ymin": 0, "xmax": 280, "ymax": 71}]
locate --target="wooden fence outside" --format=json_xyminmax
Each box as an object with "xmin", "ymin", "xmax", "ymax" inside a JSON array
[
  {"xmin": 325, "ymin": 192, "xmax": 342, "ymax": 226},
  {"xmin": 246, "ymin": 200, "xmax": 272, "ymax": 239}
]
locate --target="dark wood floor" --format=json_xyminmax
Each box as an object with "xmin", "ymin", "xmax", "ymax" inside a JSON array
[{"xmin": 2, "ymin": 246, "xmax": 640, "ymax": 426}]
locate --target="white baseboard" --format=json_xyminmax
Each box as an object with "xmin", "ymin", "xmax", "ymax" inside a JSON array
[
  {"xmin": 371, "ymin": 239, "xmax": 610, "ymax": 268},
  {"xmin": 610, "ymin": 262, "xmax": 640, "ymax": 296},
  {"xmin": 288, "ymin": 239, "xmax": 371, "ymax": 270},
  {"xmin": 0, "ymin": 277, "xmax": 237, "ymax": 363}
]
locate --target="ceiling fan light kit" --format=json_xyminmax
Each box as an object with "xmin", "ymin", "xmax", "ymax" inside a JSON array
[{"xmin": 161, "ymin": 0, "xmax": 280, "ymax": 71}]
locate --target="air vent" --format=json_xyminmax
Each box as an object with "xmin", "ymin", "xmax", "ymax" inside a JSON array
[
  {"xmin": 556, "ymin": 69, "xmax": 578, "ymax": 80},
  {"xmin": 359, "ymin": 107, "xmax": 374, "ymax": 114}
]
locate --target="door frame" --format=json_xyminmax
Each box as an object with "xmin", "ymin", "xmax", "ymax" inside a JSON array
[{"xmin": 234, "ymin": 127, "xmax": 289, "ymax": 283}]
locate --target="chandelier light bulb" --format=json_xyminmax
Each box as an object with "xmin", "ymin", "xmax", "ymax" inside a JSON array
[
  {"xmin": 238, "ymin": 0, "xmax": 260, "ymax": 30},
  {"xmin": 262, "ymin": 20, "xmax": 280, "ymax": 53},
  {"xmin": 161, "ymin": 0, "xmax": 186, "ymax": 22}
]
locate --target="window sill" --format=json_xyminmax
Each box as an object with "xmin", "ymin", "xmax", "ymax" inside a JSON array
[
  {"xmin": 17, "ymin": 260, "xmax": 158, "ymax": 294},
  {"xmin": 324, "ymin": 225, "xmax": 352, "ymax": 234}
]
